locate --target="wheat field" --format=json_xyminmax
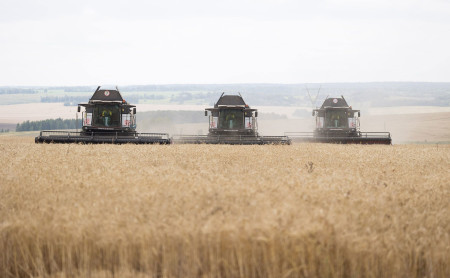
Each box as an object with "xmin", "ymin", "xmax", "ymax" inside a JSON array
[{"xmin": 0, "ymin": 136, "xmax": 449, "ymax": 278}]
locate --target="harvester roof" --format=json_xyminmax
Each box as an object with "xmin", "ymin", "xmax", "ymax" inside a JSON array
[
  {"xmin": 320, "ymin": 97, "xmax": 349, "ymax": 109},
  {"xmin": 90, "ymin": 86, "xmax": 124, "ymax": 103},
  {"xmin": 79, "ymin": 86, "xmax": 135, "ymax": 108},
  {"xmin": 215, "ymin": 94, "xmax": 247, "ymax": 107}
]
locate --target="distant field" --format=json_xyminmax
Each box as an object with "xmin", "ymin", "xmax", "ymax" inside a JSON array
[{"xmin": 0, "ymin": 137, "xmax": 448, "ymax": 278}]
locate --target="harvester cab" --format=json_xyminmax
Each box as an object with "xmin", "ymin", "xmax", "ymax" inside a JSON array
[
  {"xmin": 35, "ymin": 86, "xmax": 171, "ymax": 144},
  {"xmin": 78, "ymin": 86, "xmax": 137, "ymax": 133},
  {"xmin": 312, "ymin": 96, "xmax": 361, "ymax": 137},
  {"xmin": 206, "ymin": 93, "xmax": 258, "ymax": 136},
  {"xmin": 287, "ymin": 96, "xmax": 392, "ymax": 144},
  {"xmin": 172, "ymin": 93, "xmax": 290, "ymax": 144}
]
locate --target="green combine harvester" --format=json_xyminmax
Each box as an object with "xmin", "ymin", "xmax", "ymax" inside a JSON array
[
  {"xmin": 172, "ymin": 93, "xmax": 291, "ymax": 145},
  {"xmin": 35, "ymin": 86, "xmax": 171, "ymax": 144},
  {"xmin": 286, "ymin": 96, "xmax": 392, "ymax": 144}
]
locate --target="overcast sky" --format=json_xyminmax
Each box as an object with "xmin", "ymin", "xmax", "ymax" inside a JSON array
[{"xmin": 0, "ymin": 0, "xmax": 449, "ymax": 86}]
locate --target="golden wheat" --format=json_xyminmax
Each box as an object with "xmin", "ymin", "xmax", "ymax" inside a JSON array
[{"xmin": 0, "ymin": 136, "xmax": 449, "ymax": 278}]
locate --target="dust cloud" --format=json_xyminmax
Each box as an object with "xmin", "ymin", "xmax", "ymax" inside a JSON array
[{"xmin": 258, "ymin": 112, "xmax": 450, "ymax": 144}]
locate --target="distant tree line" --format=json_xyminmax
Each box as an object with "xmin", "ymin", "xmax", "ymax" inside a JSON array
[
  {"xmin": 16, "ymin": 118, "xmax": 81, "ymax": 131},
  {"xmin": 62, "ymin": 86, "xmax": 95, "ymax": 92},
  {"xmin": 0, "ymin": 129, "xmax": 10, "ymax": 133},
  {"xmin": 122, "ymin": 94, "xmax": 165, "ymax": 103},
  {"xmin": 169, "ymin": 92, "xmax": 217, "ymax": 104},
  {"xmin": 41, "ymin": 96, "xmax": 88, "ymax": 105},
  {"xmin": 0, "ymin": 88, "xmax": 37, "ymax": 94},
  {"xmin": 120, "ymin": 84, "xmax": 307, "ymax": 93},
  {"xmin": 41, "ymin": 94, "xmax": 165, "ymax": 105}
]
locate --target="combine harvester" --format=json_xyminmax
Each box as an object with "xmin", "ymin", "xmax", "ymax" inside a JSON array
[
  {"xmin": 172, "ymin": 93, "xmax": 291, "ymax": 145},
  {"xmin": 286, "ymin": 96, "xmax": 392, "ymax": 144},
  {"xmin": 35, "ymin": 86, "xmax": 171, "ymax": 144}
]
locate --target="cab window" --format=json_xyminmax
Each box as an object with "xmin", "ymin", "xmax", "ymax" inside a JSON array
[
  {"xmin": 325, "ymin": 110, "xmax": 348, "ymax": 128},
  {"xmin": 219, "ymin": 109, "xmax": 244, "ymax": 129},
  {"xmin": 93, "ymin": 105, "xmax": 121, "ymax": 127}
]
